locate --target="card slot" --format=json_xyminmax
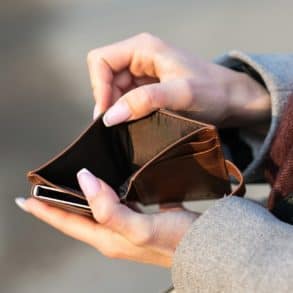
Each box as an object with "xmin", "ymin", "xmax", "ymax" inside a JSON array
[
  {"xmin": 157, "ymin": 138, "xmax": 217, "ymax": 162},
  {"xmin": 126, "ymin": 111, "xmax": 212, "ymax": 167},
  {"xmin": 131, "ymin": 145, "xmax": 231, "ymax": 204},
  {"xmin": 182, "ymin": 127, "xmax": 216, "ymax": 144},
  {"xmin": 153, "ymin": 144, "xmax": 223, "ymax": 169},
  {"xmin": 144, "ymin": 126, "xmax": 217, "ymax": 165},
  {"xmin": 119, "ymin": 126, "xmax": 219, "ymax": 199}
]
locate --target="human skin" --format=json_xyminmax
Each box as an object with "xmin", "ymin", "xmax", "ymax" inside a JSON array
[{"xmin": 15, "ymin": 33, "xmax": 271, "ymax": 267}]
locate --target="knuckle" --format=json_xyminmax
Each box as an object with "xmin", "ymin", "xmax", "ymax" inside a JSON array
[
  {"xmin": 138, "ymin": 32, "xmax": 154, "ymax": 41},
  {"xmin": 94, "ymin": 210, "xmax": 113, "ymax": 227},
  {"xmin": 137, "ymin": 86, "xmax": 156, "ymax": 110},
  {"xmin": 137, "ymin": 33, "xmax": 164, "ymax": 48},
  {"xmin": 139, "ymin": 85, "xmax": 166, "ymax": 110},
  {"xmin": 93, "ymin": 203, "xmax": 116, "ymax": 227}
]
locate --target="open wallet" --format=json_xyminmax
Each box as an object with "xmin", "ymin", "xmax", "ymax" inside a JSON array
[{"xmin": 27, "ymin": 109, "xmax": 245, "ymax": 217}]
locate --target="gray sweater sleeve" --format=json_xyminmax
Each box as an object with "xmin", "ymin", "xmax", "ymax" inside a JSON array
[
  {"xmin": 172, "ymin": 52, "xmax": 293, "ymax": 292},
  {"xmin": 172, "ymin": 197, "xmax": 293, "ymax": 293}
]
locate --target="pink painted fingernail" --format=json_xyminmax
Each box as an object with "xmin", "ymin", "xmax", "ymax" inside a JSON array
[
  {"xmin": 77, "ymin": 168, "xmax": 101, "ymax": 199},
  {"xmin": 103, "ymin": 100, "xmax": 131, "ymax": 127},
  {"xmin": 15, "ymin": 197, "xmax": 29, "ymax": 212},
  {"xmin": 93, "ymin": 103, "xmax": 101, "ymax": 120}
]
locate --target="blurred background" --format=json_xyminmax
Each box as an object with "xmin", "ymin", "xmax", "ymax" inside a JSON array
[{"xmin": 1, "ymin": 0, "xmax": 292, "ymax": 292}]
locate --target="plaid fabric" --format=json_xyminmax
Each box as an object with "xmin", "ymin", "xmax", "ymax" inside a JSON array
[{"xmin": 265, "ymin": 95, "xmax": 293, "ymax": 223}]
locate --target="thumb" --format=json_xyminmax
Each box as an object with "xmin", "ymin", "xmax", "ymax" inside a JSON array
[
  {"xmin": 77, "ymin": 168, "xmax": 155, "ymax": 245},
  {"xmin": 102, "ymin": 80, "xmax": 192, "ymax": 126}
]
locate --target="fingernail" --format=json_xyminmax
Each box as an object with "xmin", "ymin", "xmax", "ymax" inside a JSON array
[
  {"xmin": 103, "ymin": 100, "xmax": 131, "ymax": 127},
  {"xmin": 77, "ymin": 168, "xmax": 101, "ymax": 199},
  {"xmin": 93, "ymin": 103, "xmax": 101, "ymax": 120},
  {"xmin": 15, "ymin": 197, "xmax": 29, "ymax": 212}
]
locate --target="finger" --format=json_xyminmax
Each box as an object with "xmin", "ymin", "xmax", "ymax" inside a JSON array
[
  {"xmin": 112, "ymin": 85, "xmax": 122, "ymax": 101},
  {"xmin": 17, "ymin": 197, "xmax": 100, "ymax": 245},
  {"xmin": 113, "ymin": 72, "xmax": 158, "ymax": 100},
  {"xmin": 77, "ymin": 168, "xmax": 155, "ymax": 246},
  {"xmin": 87, "ymin": 33, "xmax": 165, "ymax": 113},
  {"xmin": 113, "ymin": 69, "xmax": 132, "ymax": 90},
  {"xmin": 16, "ymin": 197, "xmax": 161, "ymax": 261},
  {"xmin": 93, "ymin": 84, "xmax": 122, "ymax": 120},
  {"xmin": 86, "ymin": 36, "xmax": 136, "ymax": 110},
  {"xmin": 93, "ymin": 81, "xmax": 113, "ymax": 114},
  {"xmin": 93, "ymin": 103, "xmax": 101, "ymax": 120},
  {"xmin": 102, "ymin": 79, "xmax": 193, "ymax": 126}
]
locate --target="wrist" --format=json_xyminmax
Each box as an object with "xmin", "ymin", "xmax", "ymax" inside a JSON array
[{"xmin": 223, "ymin": 72, "xmax": 271, "ymax": 127}]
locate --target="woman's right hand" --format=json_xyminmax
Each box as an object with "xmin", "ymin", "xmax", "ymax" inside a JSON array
[{"xmin": 87, "ymin": 33, "xmax": 270, "ymax": 127}]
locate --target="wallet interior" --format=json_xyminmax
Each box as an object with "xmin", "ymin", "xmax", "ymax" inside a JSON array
[{"xmin": 28, "ymin": 110, "xmax": 229, "ymax": 205}]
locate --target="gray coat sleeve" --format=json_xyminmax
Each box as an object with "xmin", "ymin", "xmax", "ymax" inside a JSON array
[
  {"xmin": 216, "ymin": 51, "xmax": 293, "ymax": 182},
  {"xmin": 172, "ymin": 197, "xmax": 293, "ymax": 293},
  {"xmin": 171, "ymin": 52, "xmax": 293, "ymax": 292}
]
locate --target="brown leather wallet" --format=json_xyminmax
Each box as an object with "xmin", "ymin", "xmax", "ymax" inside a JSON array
[{"xmin": 27, "ymin": 109, "xmax": 245, "ymax": 216}]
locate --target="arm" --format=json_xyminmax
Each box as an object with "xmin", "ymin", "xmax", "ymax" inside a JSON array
[
  {"xmin": 172, "ymin": 197, "xmax": 293, "ymax": 293},
  {"xmin": 216, "ymin": 52, "xmax": 293, "ymax": 181},
  {"xmin": 172, "ymin": 53, "xmax": 293, "ymax": 292}
]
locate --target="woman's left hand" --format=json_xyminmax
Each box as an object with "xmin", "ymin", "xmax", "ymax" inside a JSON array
[{"xmin": 16, "ymin": 168, "xmax": 199, "ymax": 267}]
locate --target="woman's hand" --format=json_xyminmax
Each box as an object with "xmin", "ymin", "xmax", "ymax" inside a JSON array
[
  {"xmin": 16, "ymin": 34, "xmax": 271, "ymax": 267},
  {"xmin": 87, "ymin": 33, "xmax": 270, "ymax": 127},
  {"xmin": 16, "ymin": 169, "xmax": 199, "ymax": 267}
]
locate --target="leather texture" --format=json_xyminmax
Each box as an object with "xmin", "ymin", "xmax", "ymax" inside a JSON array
[{"xmin": 27, "ymin": 109, "xmax": 245, "ymax": 216}]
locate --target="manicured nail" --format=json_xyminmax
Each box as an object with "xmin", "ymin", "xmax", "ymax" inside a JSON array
[
  {"xmin": 103, "ymin": 100, "xmax": 131, "ymax": 126},
  {"xmin": 77, "ymin": 168, "xmax": 101, "ymax": 199},
  {"xmin": 15, "ymin": 197, "xmax": 29, "ymax": 212},
  {"xmin": 93, "ymin": 103, "xmax": 101, "ymax": 120}
]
